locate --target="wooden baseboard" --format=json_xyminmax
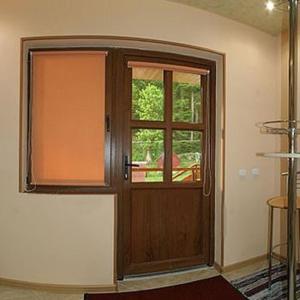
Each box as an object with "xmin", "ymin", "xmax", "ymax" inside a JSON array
[
  {"xmin": 214, "ymin": 254, "xmax": 267, "ymax": 273},
  {"xmin": 0, "ymin": 277, "xmax": 117, "ymax": 294},
  {"xmin": 213, "ymin": 262, "xmax": 222, "ymax": 273},
  {"xmin": 272, "ymin": 252, "xmax": 286, "ymax": 263}
]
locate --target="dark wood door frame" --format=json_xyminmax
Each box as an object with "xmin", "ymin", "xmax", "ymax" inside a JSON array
[{"xmin": 115, "ymin": 48, "xmax": 216, "ymax": 279}]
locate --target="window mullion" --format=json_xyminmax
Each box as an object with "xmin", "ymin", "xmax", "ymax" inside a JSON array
[{"xmin": 164, "ymin": 70, "xmax": 173, "ymax": 183}]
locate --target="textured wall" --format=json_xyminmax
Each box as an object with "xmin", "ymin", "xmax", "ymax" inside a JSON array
[{"xmin": 0, "ymin": 0, "xmax": 281, "ymax": 284}]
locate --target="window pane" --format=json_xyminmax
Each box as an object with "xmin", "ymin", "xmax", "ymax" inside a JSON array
[
  {"xmin": 132, "ymin": 67, "xmax": 164, "ymax": 121},
  {"xmin": 131, "ymin": 129, "xmax": 164, "ymax": 182},
  {"xmin": 172, "ymin": 72, "xmax": 202, "ymax": 123},
  {"xmin": 172, "ymin": 130, "xmax": 202, "ymax": 182},
  {"xmin": 31, "ymin": 51, "xmax": 106, "ymax": 186}
]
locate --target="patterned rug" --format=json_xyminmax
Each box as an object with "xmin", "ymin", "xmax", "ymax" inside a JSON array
[{"xmin": 231, "ymin": 264, "xmax": 300, "ymax": 299}]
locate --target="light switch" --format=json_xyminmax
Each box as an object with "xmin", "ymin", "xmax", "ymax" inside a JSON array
[
  {"xmin": 252, "ymin": 168, "xmax": 260, "ymax": 176},
  {"xmin": 239, "ymin": 169, "xmax": 247, "ymax": 177}
]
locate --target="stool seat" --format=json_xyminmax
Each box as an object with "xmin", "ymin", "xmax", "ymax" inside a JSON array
[{"xmin": 267, "ymin": 196, "xmax": 300, "ymax": 209}]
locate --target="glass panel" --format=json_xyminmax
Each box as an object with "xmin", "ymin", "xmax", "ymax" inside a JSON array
[
  {"xmin": 31, "ymin": 51, "xmax": 106, "ymax": 186},
  {"xmin": 131, "ymin": 129, "xmax": 164, "ymax": 182},
  {"xmin": 132, "ymin": 67, "xmax": 164, "ymax": 121},
  {"xmin": 172, "ymin": 72, "xmax": 202, "ymax": 123},
  {"xmin": 172, "ymin": 130, "xmax": 202, "ymax": 182}
]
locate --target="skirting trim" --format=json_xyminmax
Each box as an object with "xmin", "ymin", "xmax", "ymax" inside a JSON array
[
  {"xmin": 214, "ymin": 254, "xmax": 267, "ymax": 273},
  {"xmin": 0, "ymin": 277, "xmax": 117, "ymax": 294}
]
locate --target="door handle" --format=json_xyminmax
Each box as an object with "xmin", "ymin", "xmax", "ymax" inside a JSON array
[{"xmin": 124, "ymin": 155, "xmax": 140, "ymax": 180}]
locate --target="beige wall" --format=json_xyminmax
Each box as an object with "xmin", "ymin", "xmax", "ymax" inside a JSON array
[{"xmin": 0, "ymin": 0, "xmax": 281, "ymax": 285}]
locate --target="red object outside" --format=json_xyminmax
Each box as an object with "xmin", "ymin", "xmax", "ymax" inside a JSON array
[{"xmin": 157, "ymin": 153, "xmax": 180, "ymax": 168}]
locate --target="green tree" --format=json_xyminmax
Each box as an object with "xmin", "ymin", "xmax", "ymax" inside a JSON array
[
  {"xmin": 173, "ymin": 82, "xmax": 201, "ymax": 123},
  {"xmin": 132, "ymin": 80, "xmax": 164, "ymax": 163},
  {"xmin": 133, "ymin": 80, "xmax": 163, "ymax": 121}
]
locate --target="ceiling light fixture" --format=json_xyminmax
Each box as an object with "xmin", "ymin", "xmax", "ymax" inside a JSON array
[{"xmin": 266, "ymin": 0, "xmax": 275, "ymax": 11}]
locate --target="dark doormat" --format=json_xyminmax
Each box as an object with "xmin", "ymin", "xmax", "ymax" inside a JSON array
[{"xmin": 85, "ymin": 275, "xmax": 246, "ymax": 300}]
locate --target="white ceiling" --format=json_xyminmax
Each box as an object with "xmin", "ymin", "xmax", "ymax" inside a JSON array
[{"xmin": 166, "ymin": 0, "xmax": 288, "ymax": 36}]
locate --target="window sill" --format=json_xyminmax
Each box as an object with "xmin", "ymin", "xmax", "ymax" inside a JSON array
[{"xmin": 23, "ymin": 185, "xmax": 116, "ymax": 194}]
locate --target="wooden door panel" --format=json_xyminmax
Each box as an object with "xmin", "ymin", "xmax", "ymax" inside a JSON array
[{"xmin": 125, "ymin": 188, "xmax": 210, "ymax": 274}]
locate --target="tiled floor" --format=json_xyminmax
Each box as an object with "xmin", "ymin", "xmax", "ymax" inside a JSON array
[
  {"xmin": 0, "ymin": 285, "xmax": 83, "ymax": 300},
  {"xmin": 118, "ymin": 266, "xmax": 219, "ymax": 292},
  {"xmin": 0, "ymin": 260, "xmax": 268, "ymax": 299}
]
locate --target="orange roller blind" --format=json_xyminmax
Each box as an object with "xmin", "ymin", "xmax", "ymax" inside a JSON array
[{"xmin": 30, "ymin": 51, "xmax": 106, "ymax": 186}]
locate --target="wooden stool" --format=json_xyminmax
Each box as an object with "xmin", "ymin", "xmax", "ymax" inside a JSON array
[{"xmin": 267, "ymin": 196, "xmax": 300, "ymax": 289}]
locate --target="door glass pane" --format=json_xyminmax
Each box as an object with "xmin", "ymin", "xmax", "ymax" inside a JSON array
[
  {"xmin": 172, "ymin": 130, "xmax": 202, "ymax": 182},
  {"xmin": 131, "ymin": 129, "xmax": 164, "ymax": 182},
  {"xmin": 172, "ymin": 72, "xmax": 202, "ymax": 123},
  {"xmin": 132, "ymin": 67, "xmax": 164, "ymax": 121}
]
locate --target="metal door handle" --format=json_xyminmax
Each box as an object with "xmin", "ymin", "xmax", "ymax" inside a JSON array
[
  {"xmin": 124, "ymin": 155, "xmax": 140, "ymax": 180},
  {"xmin": 125, "ymin": 163, "xmax": 140, "ymax": 167}
]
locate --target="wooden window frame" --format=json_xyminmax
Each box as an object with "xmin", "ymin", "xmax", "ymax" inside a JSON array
[
  {"xmin": 24, "ymin": 47, "xmax": 115, "ymax": 194},
  {"xmin": 124, "ymin": 50, "xmax": 215, "ymax": 189},
  {"xmin": 21, "ymin": 47, "xmax": 215, "ymax": 197}
]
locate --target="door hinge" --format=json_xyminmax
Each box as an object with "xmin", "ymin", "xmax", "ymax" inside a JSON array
[
  {"xmin": 106, "ymin": 115, "xmax": 110, "ymax": 132},
  {"xmin": 222, "ymin": 129, "xmax": 225, "ymax": 140}
]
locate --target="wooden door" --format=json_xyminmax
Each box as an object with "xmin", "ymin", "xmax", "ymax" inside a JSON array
[{"xmin": 118, "ymin": 50, "xmax": 216, "ymax": 277}]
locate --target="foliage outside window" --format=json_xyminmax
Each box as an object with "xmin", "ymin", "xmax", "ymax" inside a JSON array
[{"xmin": 131, "ymin": 67, "xmax": 203, "ymax": 183}]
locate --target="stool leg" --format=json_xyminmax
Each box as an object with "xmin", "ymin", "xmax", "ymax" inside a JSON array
[
  {"xmin": 297, "ymin": 209, "xmax": 300, "ymax": 267},
  {"xmin": 268, "ymin": 206, "xmax": 274, "ymax": 290}
]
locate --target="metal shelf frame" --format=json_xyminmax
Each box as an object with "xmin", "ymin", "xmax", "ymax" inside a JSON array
[{"xmin": 258, "ymin": 1, "xmax": 299, "ymax": 298}]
